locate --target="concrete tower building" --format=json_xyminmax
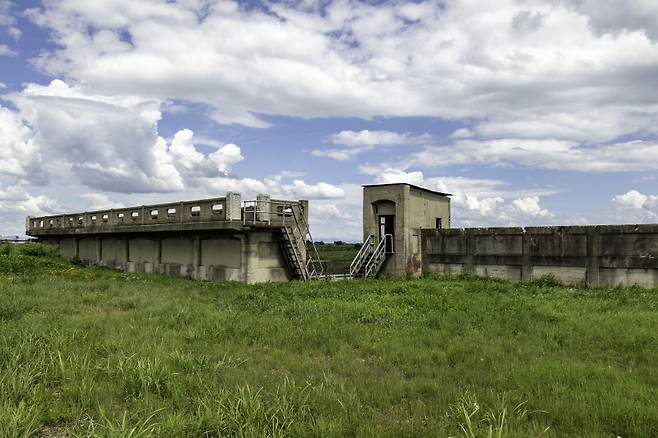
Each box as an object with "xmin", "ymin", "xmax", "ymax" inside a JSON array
[{"xmin": 362, "ymin": 183, "xmax": 451, "ymax": 277}]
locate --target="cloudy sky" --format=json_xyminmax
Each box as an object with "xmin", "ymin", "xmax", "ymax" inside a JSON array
[{"xmin": 1, "ymin": 0, "xmax": 658, "ymax": 241}]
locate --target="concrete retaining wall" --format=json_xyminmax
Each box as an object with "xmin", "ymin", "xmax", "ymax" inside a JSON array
[
  {"xmin": 42, "ymin": 230, "xmax": 292, "ymax": 284},
  {"xmin": 421, "ymin": 225, "xmax": 658, "ymax": 288}
]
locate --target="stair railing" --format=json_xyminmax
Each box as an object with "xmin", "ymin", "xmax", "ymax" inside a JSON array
[
  {"xmin": 289, "ymin": 204, "xmax": 325, "ymax": 279},
  {"xmin": 365, "ymin": 234, "xmax": 393, "ymax": 278},
  {"xmin": 240, "ymin": 199, "xmax": 324, "ymax": 280},
  {"xmin": 282, "ymin": 225, "xmax": 308, "ymax": 280},
  {"xmin": 349, "ymin": 234, "xmax": 374, "ymax": 278}
]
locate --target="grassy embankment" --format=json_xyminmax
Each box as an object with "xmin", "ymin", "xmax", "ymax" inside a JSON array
[{"xmin": 1, "ymin": 243, "xmax": 657, "ymax": 437}]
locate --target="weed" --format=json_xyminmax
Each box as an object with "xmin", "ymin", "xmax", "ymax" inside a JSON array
[{"xmin": 0, "ymin": 246, "xmax": 657, "ymax": 436}]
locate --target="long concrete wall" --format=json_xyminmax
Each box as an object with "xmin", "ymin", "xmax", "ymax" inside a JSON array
[
  {"xmin": 44, "ymin": 230, "xmax": 292, "ymax": 283},
  {"xmin": 421, "ymin": 225, "xmax": 658, "ymax": 288}
]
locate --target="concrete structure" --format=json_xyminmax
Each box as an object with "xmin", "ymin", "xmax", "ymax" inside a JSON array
[
  {"xmin": 362, "ymin": 183, "xmax": 451, "ymax": 277},
  {"xmin": 421, "ymin": 225, "xmax": 658, "ymax": 288},
  {"xmin": 26, "ymin": 181, "xmax": 657, "ymax": 288},
  {"xmin": 26, "ymin": 194, "xmax": 322, "ymax": 283}
]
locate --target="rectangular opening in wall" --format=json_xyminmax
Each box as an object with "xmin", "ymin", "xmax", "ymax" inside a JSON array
[
  {"xmin": 49, "ymin": 219, "xmax": 54, "ymax": 226},
  {"xmin": 167, "ymin": 207, "xmax": 176, "ymax": 216},
  {"xmin": 278, "ymin": 206, "xmax": 293, "ymax": 216},
  {"xmin": 117, "ymin": 212, "xmax": 125, "ymax": 221},
  {"xmin": 91, "ymin": 215, "xmax": 97, "ymax": 223},
  {"xmin": 77, "ymin": 216, "xmax": 84, "ymax": 225},
  {"xmin": 150, "ymin": 209, "xmax": 159, "ymax": 218},
  {"xmin": 211, "ymin": 203, "xmax": 223, "ymax": 214},
  {"xmin": 131, "ymin": 211, "xmax": 139, "ymax": 220},
  {"xmin": 68, "ymin": 217, "xmax": 74, "ymax": 225},
  {"xmin": 190, "ymin": 206, "xmax": 201, "ymax": 216},
  {"xmin": 39, "ymin": 220, "xmax": 44, "ymax": 228},
  {"xmin": 436, "ymin": 218, "xmax": 442, "ymax": 229},
  {"xmin": 102, "ymin": 214, "xmax": 109, "ymax": 222}
]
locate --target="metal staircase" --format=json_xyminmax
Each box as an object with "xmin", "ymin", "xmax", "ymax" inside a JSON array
[
  {"xmin": 349, "ymin": 233, "xmax": 393, "ymax": 279},
  {"xmin": 241, "ymin": 198, "xmax": 325, "ymax": 281},
  {"xmin": 280, "ymin": 225, "xmax": 309, "ymax": 279},
  {"xmin": 278, "ymin": 205, "xmax": 324, "ymax": 280},
  {"xmin": 349, "ymin": 234, "xmax": 374, "ymax": 278}
]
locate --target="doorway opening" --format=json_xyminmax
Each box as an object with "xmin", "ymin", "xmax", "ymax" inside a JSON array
[{"xmin": 379, "ymin": 215, "xmax": 395, "ymax": 253}]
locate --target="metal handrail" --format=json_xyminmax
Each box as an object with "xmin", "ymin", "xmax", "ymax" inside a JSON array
[
  {"xmin": 282, "ymin": 226, "xmax": 308, "ymax": 280},
  {"xmin": 365, "ymin": 234, "xmax": 393, "ymax": 278},
  {"xmin": 349, "ymin": 234, "xmax": 374, "ymax": 277},
  {"xmin": 290, "ymin": 206, "xmax": 325, "ymax": 279}
]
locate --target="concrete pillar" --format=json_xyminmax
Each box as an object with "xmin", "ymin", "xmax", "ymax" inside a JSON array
[
  {"xmin": 256, "ymin": 194, "xmax": 271, "ymax": 222},
  {"xmin": 154, "ymin": 237, "xmax": 161, "ymax": 273},
  {"xmin": 299, "ymin": 199, "xmax": 309, "ymax": 225},
  {"xmin": 192, "ymin": 236, "xmax": 201, "ymax": 279},
  {"xmin": 226, "ymin": 192, "xmax": 242, "ymax": 221},
  {"xmin": 239, "ymin": 234, "xmax": 248, "ymax": 282},
  {"xmin": 586, "ymin": 229, "xmax": 601, "ymax": 287},
  {"xmin": 96, "ymin": 238, "xmax": 102, "ymax": 263},
  {"xmin": 242, "ymin": 233, "xmax": 260, "ymax": 283},
  {"xmin": 521, "ymin": 231, "xmax": 532, "ymax": 281},
  {"xmin": 73, "ymin": 238, "xmax": 80, "ymax": 259},
  {"xmin": 440, "ymin": 230, "xmax": 449, "ymax": 275},
  {"xmin": 464, "ymin": 230, "xmax": 475, "ymax": 274}
]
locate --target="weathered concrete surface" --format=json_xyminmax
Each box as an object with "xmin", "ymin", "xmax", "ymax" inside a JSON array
[
  {"xmin": 40, "ymin": 230, "xmax": 293, "ymax": 284},
  {"xmin": 422, "ymin": 225, "xmax": 658, "ymax": 288},
  {"xmin": 363, "ymin": 183, "xmax": 451, "ymax": 277},
  {"xmin": 29, "ymin": 194, "xmax": 309, "ymax": 283}
]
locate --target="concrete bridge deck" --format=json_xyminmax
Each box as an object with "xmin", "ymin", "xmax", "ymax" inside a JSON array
[{"xmin": 26, "ymin": 193, "xmax": 306, "ymax": 236}]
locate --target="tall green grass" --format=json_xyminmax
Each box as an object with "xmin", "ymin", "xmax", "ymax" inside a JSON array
[{"xmin": 1, "ymin": 244, "xmax": 657, "ymax": 436}]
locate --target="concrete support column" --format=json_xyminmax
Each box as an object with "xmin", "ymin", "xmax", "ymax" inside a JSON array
[
  {"xmin": 73, "ymin": 238, "xmax": 80, "ymax": 259},
  {"xmin": 192, "ymin": 236, "xmax": 201, "ymax": 279},
  {"xmin": 96, "ymin": 238, "xmax": 102, "ymax": 263},
  {"xmin": 586, "ymin": 229, "xmax": 601, "ymax": 287},
  {"xmin": 463, "ymin": 230, "xmax": 475, "ymax": 274},
  {"xmin": 439, "ymin": 230, "xmax": 449, "ymax": 275},
  {"xmin": 521, "ymin": 231, "xmax": 532, "ymax": 281},
  {"xmin": 242, "ymin": 233, "xmax": 260, "ymax": 283},
  {"xmin": 299, "ymin": 199, "xmax": 309, "ymax": 227},
  {"xmin": 154, "ymin": 237, "xmax": 161, "ymax": 273}
]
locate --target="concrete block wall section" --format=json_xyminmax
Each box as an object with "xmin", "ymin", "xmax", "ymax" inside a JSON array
[
  {"xmin": 42, "ymin": 230, "xmax": 292, "ymax": 284},
  {"xmin": 421, "ymin": 225, "xmax": 658, "ymax": 288}
]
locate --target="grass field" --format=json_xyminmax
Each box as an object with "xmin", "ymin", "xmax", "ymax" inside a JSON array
[
  {"xmin": 1, "ymin": 243, "xmax": 657, "ymax": 437},
  {"xmin": 315, "ymin": 244, "xmax": 359, "ymax": 275}
]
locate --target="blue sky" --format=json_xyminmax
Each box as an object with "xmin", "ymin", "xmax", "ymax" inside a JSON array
[{"xmin": 1, "ymin": 0, "xmax": 658, "ymax": 241}]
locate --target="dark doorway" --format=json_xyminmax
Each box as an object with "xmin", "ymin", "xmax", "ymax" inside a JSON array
[{"xmin": 379, "ymin": 215, "xmax": 395, "ymax": 252}]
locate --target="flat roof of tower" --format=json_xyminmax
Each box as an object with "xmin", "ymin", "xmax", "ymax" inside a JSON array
[{"xmin": 362, "ymin": 183, "xmax": 452, "ymax": 197}]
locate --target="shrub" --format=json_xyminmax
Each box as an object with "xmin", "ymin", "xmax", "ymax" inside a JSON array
[
  {"xmin": 14, "ymin": 242, "xmax": 59, "ymax": 257},
  {"xmin": 0, "ymin": 242, "xmax": 67, "ymax": 274},
  {"xmin": 529, "ymin": 274, "xmax": 562, "ymax": 288}
]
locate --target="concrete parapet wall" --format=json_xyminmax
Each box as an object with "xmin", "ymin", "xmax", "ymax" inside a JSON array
[
  {"xmin": 26, "ymin": 196, "xmax": 308, "ymax": 237},
  {"xmin": 421, "ymin": 225, "xmax": 658, "ymax": 288}
]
